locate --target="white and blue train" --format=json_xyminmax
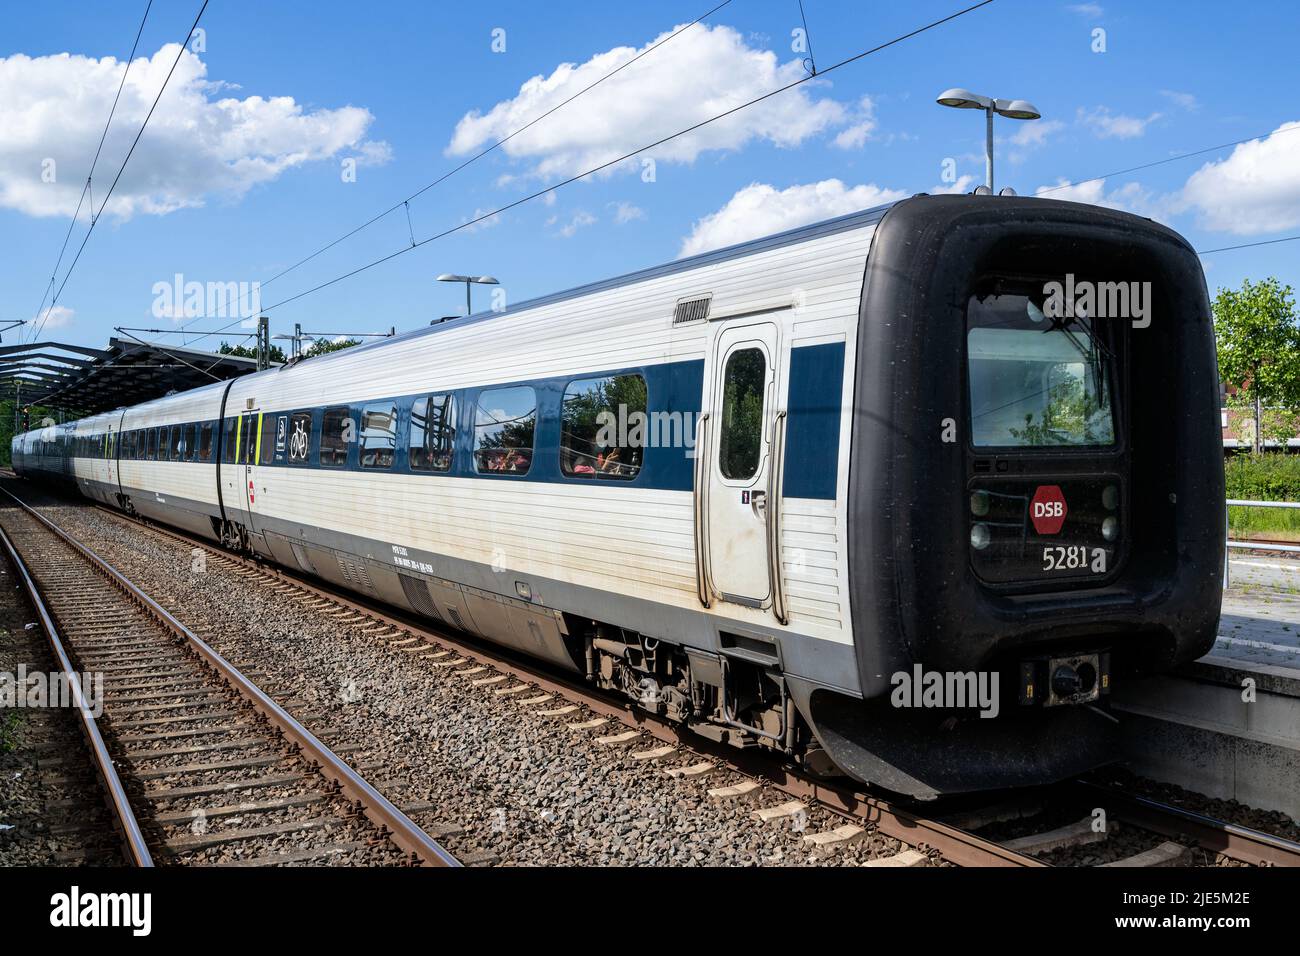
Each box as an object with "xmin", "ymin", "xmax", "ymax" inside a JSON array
[{"xmin": 12, "ymin": 194, "xmax": 1225, "ymax": 798}]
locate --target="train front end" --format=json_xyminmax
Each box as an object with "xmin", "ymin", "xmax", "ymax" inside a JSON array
[{"xmin": 815, "ymin": 193, "xmax": 1224, "ymax": 799}]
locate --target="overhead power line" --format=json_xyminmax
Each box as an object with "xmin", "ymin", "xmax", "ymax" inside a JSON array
[
  {"xmin": 201, "ymin": 0, "xmax": 995, "ymax": 328},
  {"xmin": 1197, "ymin": 235, "xmax": 1300, "ymax": 256},
  {"xmin": 31, "ymin": 0, "xmax": 154, "ymax": 342},
  {"xmin": 219, "ymin": 0, "xmax": 738, "ymax": 324},
  {"xmin": 31, "ymin": 0, "xmax": 209, "ymax": 343}
]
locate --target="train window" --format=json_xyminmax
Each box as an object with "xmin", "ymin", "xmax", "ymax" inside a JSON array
[
  {"xmin": 474, "ymin": 386, "xmax": 535, "ymax": 475},
  {"xmin": 319, "ymin": 407, "xmax": 351, "ymax": 466},
  {"xmin": 966, "ymin": 292, "xmax": 1116, "ymax": 448},
  {"xmin": 260, "ymin": 416, "xmax": 276, "ymax": 465},
  {"xmin": 136, "ymin": 429, "xmax": 147, "ymax": 460},
  {"xmin": 287, "ymin": 413, "xmax": 312, "ymax": 464},
  {"xmin": 359, "ymin": 403, "xmax": 398, "ymax": 469},
  {"xmin": 169, "ymin": 425, "xmax": 183, "ymax": 461},
  {"xmin": 718, "ymin": 347, "xmax": 766, "ymax": 481},
  {"xmin": 221, "ymin": 418, "xmax": 237, "ymax": 464},
  {"xmin": 561, "ymin": 374, "xmax": 646, "ymax": 480},
  {"xmin": 243, "ymin": 417, "xmax": 258, "ymax": 465},
  {"xmin": 185, "ymin": 424, "xmax": 196, "ymax": 461},
  {"xmin": 147, "ymin": 428, "xmax": 159, "ymax": 461},
  {"xmin": 198, "ymin": 423, "xmax": 214, "ymax": 462},
  {"xmin": 410, "ymin": 393, "xmax": 456, "ymax": 472}
]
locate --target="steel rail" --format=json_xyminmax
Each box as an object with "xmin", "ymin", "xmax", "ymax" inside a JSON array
[
  {"xmin": 0, "ymin": 487, "xmax": 460, "ymax": 868},
  {"xmin": 1079, "ymin": 782, "xmax": 1300, "ymax": 868},
  {"xmin": 0, "ymin": 521, "xmax": 154, "ymax": 866},
  {"xmin": 90, "ymin": 501, "xmax": 1045, "ymax": 867}
]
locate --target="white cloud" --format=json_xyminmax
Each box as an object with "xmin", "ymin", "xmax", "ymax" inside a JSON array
[
  {"xmin": 1034, "ymin": 177, "xmax": 1165, "ymax": 218},
  {"xmin": 351, "ymin": 140, "xmax": 394, "ymax": 166},
  {"xmin": 1011, "ymin": 118, "xmax": 1063, "ymax": 149},
  {"xmin": 1004, "ymin": 118, "xmax": 1065, "ymax": 165},
  {"xmin": 932, "ymin": 173, "xmax": 978, "ymax": 195},
  {"xmin": 1160, "ymin": 89, "xmax": 1199, "ymax": 111},
  {"xmin": 832, "ymin": 96, "xmax": 878, "ymax": 150},
  {"xmin": 34, "ymin": 304, "xmax": 74, "ymax": 329},
  {"xmin": 0, "ymin": 45, "xmax": 387, "ymax": 220},
  {"xmin": 608, "ymin": 200, "xmax": 645, "ymax": 224},
  {"xmin": 1181, "ymin": 121, "xmax": 1300, "ymax": 235},
  {"xmin": 1078, "ymin": 105, "xmax": 1161, "ymax": 139},
  {"xmin": 680, "ymin": 179, "xmax": 908, "ymax": 257},
  {"xmin": 1067, "ymin": 3, "xmax": 1104, "ymax": 16},
  {"xmin": 447, "ymin": 24, "xmax": 848, "ymax": 183},
  {"xmin": 551, "ymin": 210, "xmax": 597, "ymax": 237},
  {"xmin": 461, "ymin": 207, "xmax": 502, "ymax": 232}
]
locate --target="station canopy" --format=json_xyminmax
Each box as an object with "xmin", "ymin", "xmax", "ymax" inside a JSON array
[{"xmin": 0, "ymin": 337, "xmax": 265, "ymax": 418}]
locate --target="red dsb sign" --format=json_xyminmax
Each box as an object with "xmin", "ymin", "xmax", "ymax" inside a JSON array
[{"xmin": 1030, "ymin": 485, "xmax": 1068, "ymax": 535}]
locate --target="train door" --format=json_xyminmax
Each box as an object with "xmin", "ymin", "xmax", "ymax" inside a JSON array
[
  {"xmin": 113, "ymin": 410, "xmax": 126, "ymax": 502},
  {"xmin": 238, "ymin": 409, "xmax": 260, "ymax": 533},
  {"xmin": 704, "ymin": 321, "xmax": 780, "ymax": 609}
]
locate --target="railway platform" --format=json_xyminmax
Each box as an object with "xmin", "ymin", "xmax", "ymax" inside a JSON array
[{"xmin": 1110, "ymin": 554, "xmax": 1300, "ymax": 821}]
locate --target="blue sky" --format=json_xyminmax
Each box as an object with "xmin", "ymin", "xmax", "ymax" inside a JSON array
[{"xmin": 3, "ymin": 0, "xmax": 1298, "ymax": 352}]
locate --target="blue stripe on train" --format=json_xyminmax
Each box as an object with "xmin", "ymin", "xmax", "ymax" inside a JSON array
[
  {"xmin": 50, "ymin": 344, "xmax": 846, "ymax": 501},
  {"xmin": 782, "ymin": 342, "xmax": 846, "ymax": 501}
]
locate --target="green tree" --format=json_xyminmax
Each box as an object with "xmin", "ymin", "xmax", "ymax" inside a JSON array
[
  {"xmin": 304, "ymin": 337, "xmax": 361, "ymax": 358},
  {"xmin": 218, "ymin": 340, "xmax": 287, "ymax": 364},
  {"xmin": 0, "ymin": 400, "xmax": 62, "ymax": 466},
  {"xmin": 1213, "ymin": 278, "xmax": 1300, "ymax": 455}
]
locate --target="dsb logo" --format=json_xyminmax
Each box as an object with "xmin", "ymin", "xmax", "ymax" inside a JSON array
[{"xmin": 1029, "ymin": 485, "xmax": 1068, "ymax": 535}]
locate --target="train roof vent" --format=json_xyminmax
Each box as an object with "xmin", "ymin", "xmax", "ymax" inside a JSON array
[{"xmin": 673, "ymin": 295, "xmax": 712, "ymax": 325}]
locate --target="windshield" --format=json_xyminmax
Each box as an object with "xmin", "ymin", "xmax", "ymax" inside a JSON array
[{"xmin": 967, "ymin": 291, "xmax": 1116, "ymax": 448}]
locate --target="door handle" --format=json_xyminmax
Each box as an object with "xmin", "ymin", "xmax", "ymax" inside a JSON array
[{"xmin": 751, "ymin": 490, "xmax": 767, "ymax": 517}]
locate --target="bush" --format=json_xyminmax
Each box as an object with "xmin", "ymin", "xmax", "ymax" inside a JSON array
[
  {"xmin": 1225, "ymin": 453, "xmax": 1300, "ymax": 500},
  {"xmin": 1225, "ymin": 454, "xmax": 1300, "ymax": 539}
]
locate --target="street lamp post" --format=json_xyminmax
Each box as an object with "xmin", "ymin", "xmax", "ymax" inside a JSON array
[
  {"xmin": 935, "ymin": 88, "xmax": 1041, "ymax": 193},
  {"xmin": 437, "ymin": 274, "xmax": 499, "ymax": 317}
]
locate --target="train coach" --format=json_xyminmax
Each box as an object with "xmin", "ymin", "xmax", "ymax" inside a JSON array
[{"xmin": 12, "ymin": 193, "xmax": 1225, "ymax": 799}]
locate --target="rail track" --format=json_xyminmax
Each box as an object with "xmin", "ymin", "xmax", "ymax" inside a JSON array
[
  {"xmin": 0, "ymin": 487, "xmax": 458, "ymax": 867},
  {"xmin": 6, "ymin": 474, "xmax": 1300, "ymax": 868}
]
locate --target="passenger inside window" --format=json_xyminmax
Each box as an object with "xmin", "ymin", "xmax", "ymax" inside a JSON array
[
  {"xmin": 474, "ymin": 386, "xmax": 535, "ymax": 475},
  {"xmin": 198, "ymin": 423, "xmax": 213, "ymax": 462},
  {"xmin": 561, "ymin": 374, "xmax": 646, "ymax": 480},
  {"xmin": 320, "ymin": 407, "xmax": 351, "ymax": 466},
  {"xmin": 410, "ymin": 394, "xmax": 456, "ymax": 472},
  {"xmin": 360, "ymin": 403, "xmax": 398, "ymax": 469}
]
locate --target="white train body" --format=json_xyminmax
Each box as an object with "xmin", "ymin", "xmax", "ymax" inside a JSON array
[{"xmin": 14, "ymin": 196, "xmax": 1226, "ymax": 797}]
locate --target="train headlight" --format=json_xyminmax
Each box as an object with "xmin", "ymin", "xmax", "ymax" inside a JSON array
[
  {"xmin": 1102, "ymin": 484, "xmax": 1119, "ymax": 510},
  {"xmin": 970, "ymin": 490, "xmax": 990, "ymax": 517},
  {"xmin": 1101, "ymin": 516, "xmax": 1119, "ymax": 541},
  {"xmin": 970, "ymin": 523, "xmax": 991, "ymax": 550}
]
